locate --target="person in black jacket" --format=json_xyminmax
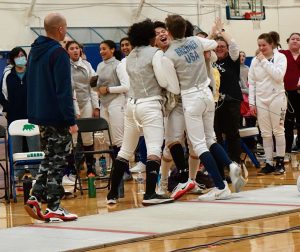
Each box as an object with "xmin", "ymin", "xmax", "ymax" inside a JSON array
[
  {"xmin": 0, "ymin": 47, "xmax": 40, "ymax": 179},
  {"xmin": 213, "ymin": 30, "xmax": 243, "ymax": 177}
]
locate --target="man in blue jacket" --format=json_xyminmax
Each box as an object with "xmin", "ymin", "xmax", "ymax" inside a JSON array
[{"xmin": 24, "ymin": 12, "xmax": 78, "ymax": 222}]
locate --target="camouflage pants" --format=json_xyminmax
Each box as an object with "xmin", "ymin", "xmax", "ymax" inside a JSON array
[{"xmin": 32, "ymin": 126, "xmax": 72, "ymax": 210}]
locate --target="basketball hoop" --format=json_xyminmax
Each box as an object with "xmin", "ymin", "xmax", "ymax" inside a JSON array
[
  {"xmin": 252, "ymin": 18, "xmax": 261, "ymax": 30},
  {"xmin": 244, "ymin": 11, "xmax": 263, "ymax": 30}
]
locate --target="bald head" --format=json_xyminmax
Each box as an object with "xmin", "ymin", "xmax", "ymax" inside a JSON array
[{"xmin": 44, "ymin": 13, "xmax": 67, "ymax": 41}]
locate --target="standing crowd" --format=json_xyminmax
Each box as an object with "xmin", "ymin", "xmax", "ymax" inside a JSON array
[{"xmin": 0, "ymin": 12, "xmax": 299, "ymax": 222}]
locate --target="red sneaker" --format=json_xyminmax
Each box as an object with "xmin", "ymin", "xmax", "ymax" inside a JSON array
[
  {"xmin": 24, "ymin": 196, "xmax": 44, "ymax": 221},
  {"xmin": 44, "ymin": 207, "xmax": 78, "ymax": 222}
]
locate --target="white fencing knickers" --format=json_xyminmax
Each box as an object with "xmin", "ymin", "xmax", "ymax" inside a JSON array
[
  {"xmin": 100, "ymin": 94, "xmax": 126, "ymax": 147},
  {"xmin": 118, "ymin": 98, "xmax": 164, "ymax": 161},
  {"xmin": 181, "ymin": 86, "xmax": 217, "ymax": 157}
]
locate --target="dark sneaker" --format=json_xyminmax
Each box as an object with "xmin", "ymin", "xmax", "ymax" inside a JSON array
[
  {"xmin": 44, "ymin": 207, "xmax": 78, "ymax": 222},
  {"xmin": 24, "ymin": 196, "xmax": 44, "ymax": 221},
  {"xmin": 106, "ymin": 198, "xmax": 117, "ymax": 205},
  {"xmin": 274, "ymin": 166, "xmax": 285, "ymax": 175},
  {"xmin": 142, "ymin": 193, "xmax": 174, "ymax": 206},
  {"xmin": 107, "ymin": 191, "xmax": 118, "ymax": 205},
  {"xmin": 274, "ymin": 157, "xmax": 285, "ymax": 175},
  {"xmin": 257, "ymin": 163, "xmax": 275, "ymax": 175},
  {"xmin": 195, "ymin": 170, "xmax": 215, "ymax": 189}
]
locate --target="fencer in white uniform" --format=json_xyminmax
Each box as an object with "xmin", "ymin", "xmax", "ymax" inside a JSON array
[
  {"xmin": 106, "ymin": 19, "xmax": 177, "ymax": 205},
  {"xmin": 162, "ymin": 15, "xmax": 245, "ymax": 200}
]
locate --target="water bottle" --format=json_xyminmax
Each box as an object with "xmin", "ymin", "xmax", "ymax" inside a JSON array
[
  {"xmin": 99, "ymin": 155, "xmax": 107, "ymax": 176},
  {"xmin": 23, "ymin": 175, "xmax": 32, "ymax": 204},
  {"xmin": 136, "ymin": 172, "xmax": 145, "ymax": 194},
  {"xmin": 87, "ymin": 174, "xmax": 96, "ymax": 198}
]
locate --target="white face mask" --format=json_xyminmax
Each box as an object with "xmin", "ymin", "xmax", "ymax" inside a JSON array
[{"xmin": 14, "ymin": 56, "xmax": 27, "ymax": 67}]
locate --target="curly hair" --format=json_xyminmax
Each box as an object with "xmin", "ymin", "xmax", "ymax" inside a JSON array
[
  {"xmin": 153, "ymin": 21, "xmax": 166, "ymax": 30},
  {"xmin": 127, "ymin": 19, "xmax": 155, "ymax": 47},
  {"xmin": 185, "ymin": 20, "xmax": 194, "ymax": 37}
]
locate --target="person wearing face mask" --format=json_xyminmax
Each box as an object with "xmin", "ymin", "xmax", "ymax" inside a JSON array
[
  {"xmin": 0, "ymin": 47, "xmax": 28, "ymax": 126},
  {"xmin": 0, "ymin": 47, "xmax": 41, "ymax": 180},
  {"xmin": 249, "ymin": 32, "xmax": 287, "ymax": 175}
]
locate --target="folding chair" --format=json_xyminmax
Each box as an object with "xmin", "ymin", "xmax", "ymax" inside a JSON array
[
  {"xmin": 239, "ymin": 127, "xmax": 260, "ymax": 168},
  {"xmin": 8, "ymin": 119, "xmax": 44, "ymax": 202},
  {"xmin": 73, "ymin": 117, "xmax": 115, "ymax": 195},
  {"xmin": 0, "ymin": 125, "xmax": 9, "ymax": 202}
]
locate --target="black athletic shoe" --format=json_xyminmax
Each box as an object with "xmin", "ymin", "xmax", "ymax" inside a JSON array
[
  {"xmin": 274, "ymin": 157, "xmax": 285, "ymax": 175},
  {"xmin": 257, "ymin": 163, "xmax": 275, "ymax": 175},
  {"xmin": 142, "ymin": 193, "xmax": 174, "ymax": 206}
]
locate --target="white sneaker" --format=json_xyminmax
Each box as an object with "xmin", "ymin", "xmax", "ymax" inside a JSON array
[
  {"xmin": 44, "ymin": 207, "xmax": 78, "ymax": 222},
  {"xmin": 188, "ymin": 183, "xmax": 205, "ymax": 194},
  {"xmin": 297, "ymin": 176, "xmax": 300, "ymax": 193},
  {"xmin": 157, "ymin": 178, "xmax": 168, "ymax": 195},
  {"xmin": 198, "ymin": 181, "xmax": 231, "ymax": 201},
  {"xmin": 229, "ymin": 162, "xmax": 247, "ymax": 193},
  {"xmin": 68, "ymin": 174, "xmax": 76, "ymax": 182},
  {"xmin": 130, "ymin": 162, "xmax": 146, "ymax": 173},
  {"xmin": 284, "ymin": 153, "xmax": 291, "ymax": 163},
  {"xmin": 62, "ymin": 175, "xmax": 75, "ymax": 186},
  {"xmin": 170, "ymin": 178, "xmax": 195, "ymax": 200},
  {"xmin": 106, "ymin": 198, "xmax": 117, "ymax": 205}
]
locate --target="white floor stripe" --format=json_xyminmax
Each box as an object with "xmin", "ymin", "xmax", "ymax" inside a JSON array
[{"xmin": 0, "ymin": 185, "xmax": 299, "ymax": 252}]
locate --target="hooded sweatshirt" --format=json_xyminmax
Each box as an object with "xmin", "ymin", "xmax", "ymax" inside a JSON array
[{"xmin": 26, "ymin": 36, "xmax": 75, "ymax": 127}]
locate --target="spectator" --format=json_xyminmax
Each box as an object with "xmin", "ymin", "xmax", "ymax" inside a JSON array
[
  {"xmin": 249, "ymin": 32, "xmax": 287, "ymax": 175},
  {"xmin": 24, "ymin": 13, "xmax": 78, "ymax": 222}
]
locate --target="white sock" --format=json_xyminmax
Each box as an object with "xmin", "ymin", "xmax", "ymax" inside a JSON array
[
  {"xmin": 263, "ymin": 136, "xmax": 274, "ymax": 165},
  {"xmin": 189, "ymin": 156, "xmax": 200, "ymax": 180},
  {"xmin": 160, "ymin": 157, "xmax": 173, "ymax": 181}
]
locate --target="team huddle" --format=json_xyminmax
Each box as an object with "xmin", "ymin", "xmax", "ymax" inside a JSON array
[{"xmin": 1, "ymin": 11, "xmax": 299, "ymax": 223}]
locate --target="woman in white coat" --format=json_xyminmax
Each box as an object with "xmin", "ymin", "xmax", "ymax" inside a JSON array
[
  {"xmin": 66, "ymin": 41, "xmax": 100, "ymax": 176},
  {"xmin": 248, "ymin": 32, "xmax": 287, "ymax": 175}
]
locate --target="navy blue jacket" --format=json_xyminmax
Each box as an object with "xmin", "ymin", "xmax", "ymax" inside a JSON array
[
  {"xmin": 26, "ymin": 36, "xmax": 75, "ymax": 127},
  {"xmin": 0, "ymin": 67, "xmax": 27, "ymax": 126}
]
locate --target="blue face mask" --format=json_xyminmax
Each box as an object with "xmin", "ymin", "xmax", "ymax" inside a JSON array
[{"xmin": 14, "ymin": 56, "xmax": 27, "ymax": 67}]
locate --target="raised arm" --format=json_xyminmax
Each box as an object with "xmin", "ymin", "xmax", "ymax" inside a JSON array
[{"xmin": 214, "ymin": 17, "xmax": 239, "ymax": 61}]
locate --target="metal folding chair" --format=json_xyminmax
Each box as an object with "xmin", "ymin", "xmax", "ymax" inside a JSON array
[
  {"xmin": 0, "ymin": 125, "xmax": 9, "ymax": 202},
  {"xmin": 8, "ymin": 119, "xmax": 44, "ymax": 202},
  {"xmin": 73, "ymin": 117, "xmax": 115, "ymax": 195},
  {"xmin": 239, "ymin": 127, "xmax": 260, "ymax": 168}
]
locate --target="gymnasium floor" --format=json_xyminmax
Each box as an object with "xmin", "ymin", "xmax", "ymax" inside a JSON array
[{"xmin": 0, "ymin": 128, "xmax": 299, "ymax": 252}]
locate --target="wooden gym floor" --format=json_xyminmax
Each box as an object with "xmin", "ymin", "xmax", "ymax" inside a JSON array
[{"xmin": 0, "ymin": 151, "xmax": 299, "ymax": 252}]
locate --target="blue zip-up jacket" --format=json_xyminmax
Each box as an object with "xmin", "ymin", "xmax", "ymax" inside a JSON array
[{"xmin": 26, "ymin": 36, "xmax": 75, "ymax": 127}]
